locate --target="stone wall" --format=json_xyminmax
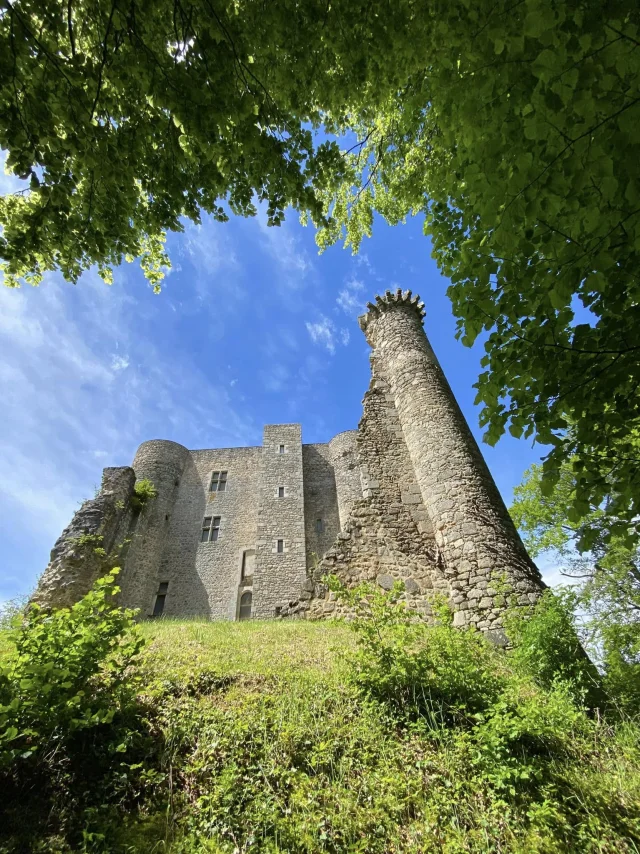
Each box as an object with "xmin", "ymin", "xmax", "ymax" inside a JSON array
[
  {"xmin": 155, "ymin": 446, "xmax": 261, "ymax": 619},
  {"xmin": 280, "ymin": 351, "xmax": 448, "ymax": 621},
  {"xmin": 119, "ymin": 440, "xmax": 192, "ymax": 615},
  {"xmin": 253, "ymin": 425, "xmax": 308, "ymax": 617},
  {"xmin": 35, "ymin": 466, "xmax": 136, "ymax": 609},
  {"xmin": 302, "ymin": 443, "xmax": 341, "ymax": 571},
  {"xmin": 357, "ymin": 355, "xmax": 435, "ymax": 545},
  {"xmin": 327, "ymin": 431, "xmax": 362, "ymax": 527},
  {"xmin": 37, "ymin": 289, "xmax": 543, "ymax": 631}
]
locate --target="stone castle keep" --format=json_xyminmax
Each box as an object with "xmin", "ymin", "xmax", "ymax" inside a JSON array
[{"xmin": 36, "ymin": 290, "xmax": 545, "ymax": 631}]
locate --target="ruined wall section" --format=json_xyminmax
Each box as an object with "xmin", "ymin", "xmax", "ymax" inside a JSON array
[
  {"xmin": 253, "ymin": 425, "xmax": 307, "ymax": 617},
  {"xmin": 157, "ymin": 446, "xmax": 261, "ymax": 619},
  {"xmin": 358, "ymin": 355, "xmax": 436, "ymax": 544},
  {"xmin": 327, "ymin": 431, "xmax": 362, "ymax": 527},
  {"xmin": 35, "ymin": 467, "xmax": 137, "ymax": 609},
  {"xmin": 360, "ymin": 290, "xmax": 544, "ymax": 631},
  {"xmin": 280, "ymin": 364, "xmax": 447, "ymax": 620},
  {"xmin": 120, "ymin": 440, "xmax": 191, "ymax": 614},
  {"xmin": 301, "ymin": 496, "xmax": 449, "ymax": 620},
  {"xmin": 302, "ymin": 444, "xmax": 341, "ymax": 571}
]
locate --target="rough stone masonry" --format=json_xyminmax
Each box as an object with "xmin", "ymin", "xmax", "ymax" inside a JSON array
[{"xmin": 35, "ymin": 291, "xmax": 544, "ymax": 631}]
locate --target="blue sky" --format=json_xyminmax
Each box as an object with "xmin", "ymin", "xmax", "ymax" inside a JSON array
[{"xmin": 0, "ymin": 164, "xmax": 558, "ymax": 605}]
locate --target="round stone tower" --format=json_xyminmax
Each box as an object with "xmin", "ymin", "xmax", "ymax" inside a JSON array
[
  {"xmin": 358, "ymin": 290, "xmax": 544, "ymax": 631},
  {"xmin": 120, "ymin": 439, "xmax": 192, "ymax": 614}
]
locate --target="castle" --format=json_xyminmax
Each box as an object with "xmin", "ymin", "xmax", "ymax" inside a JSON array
[{"xmin": 36, "ymin": 291, "xmax": 544, "ymax": 633}]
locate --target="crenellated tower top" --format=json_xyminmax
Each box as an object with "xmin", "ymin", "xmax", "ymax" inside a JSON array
[{"xmin": 358, "ymin": 289, "xmax": 426, "ymax": 340}]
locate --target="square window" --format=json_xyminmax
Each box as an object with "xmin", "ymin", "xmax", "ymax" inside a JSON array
[
  {"xmin": 315, "ymin": 518, "xmax": 324, "ymax": 533},
  {"xmin": 277, "ymin": 539, "xmax": 284, "ymax": 553},
  {"xmin": 278, "ymin": 486, "xmax": 285, "ymax": 498},
  {"xmin": 201, "ymin": 515, "xmax": 221, "ymax": 542},
  {"xmin": 210, "ymin": 471, "xmax": 228, "ymax": 492},
  {"xmin": 279, "ymin": 444, "xmax": 285, "ymax": 454}
]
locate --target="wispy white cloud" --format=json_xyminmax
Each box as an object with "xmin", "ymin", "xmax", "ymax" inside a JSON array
[
  {"xmin": 111, "ymin": 354, "xmax": 130, "ymax": 372},
  {"xmin": 306, "ymin": 315, "xmax": 350, "ymax": 355},
  {"xmin": 256, "ymin": 208, "xmax": 314, "ymax": 290},
  {"xmin": 177, "ymin": 216, "xmax": 247, "ymax": 312},
  {"xmin": 261, "ymin": 362, "xmax": 290, "ymax": 393},
  {"xmin": 183, "ymin": 219, "xmax": 238, "ymax": 274},
  {"xmin": 306, "ymin": 316, "xmax": 337, "ymax": 353},
  {"xmin": 337, "ymin": 277, "xmax": 366, "ymax": 316},
  {"xmin": 0, "ymin": 266, "xmax": 259, "ymax": 599}
]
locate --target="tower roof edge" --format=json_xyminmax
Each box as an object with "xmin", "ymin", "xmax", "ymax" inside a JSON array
[{"xmin": 357, "ymin": 289, "xmax": 426, "ymax": 334}]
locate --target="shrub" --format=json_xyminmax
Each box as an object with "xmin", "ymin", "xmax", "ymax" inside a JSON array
[
  {"xmin": 131, "ymin": 478, "xmax": 158, "ymax": 512},
  {"xmin": 327, "ymin": 578, "xmax": 507, "ymax": 725},
  {"xmin": 0, "ymin": 569, "xmax": 149, "ymax": 849},
  {"xmin": 504, "ymin": 588, "xmax": 603, "ymax": 708},
  {"xmin": 600, "ymin": 621, "xmax": 640, "ymax": 717},
  {"xmin": 327, "ymin": 580, "xmax": 597, "ymax": 789}
]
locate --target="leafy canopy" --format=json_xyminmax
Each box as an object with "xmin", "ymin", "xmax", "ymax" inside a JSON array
[
  {"xmin": 316, "ymin": 1, "xmax": 640, "ymax": 545},
  {"xmin": 0, "ymin": 0, "xmax": 421, "ymax": 290},
  {"xmin": 2, "ymin": 0, "xmax": 640, "ymax": 539}
]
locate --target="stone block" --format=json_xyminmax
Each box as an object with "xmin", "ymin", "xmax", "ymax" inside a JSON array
[{"xmin": 403, "ymin": 577, "xmax": 420, "ymax": 594}]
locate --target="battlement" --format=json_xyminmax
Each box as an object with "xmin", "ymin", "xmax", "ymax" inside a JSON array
[{"xmin": 358, "ymin": 288, "xmax": 426, "ymax": 337}]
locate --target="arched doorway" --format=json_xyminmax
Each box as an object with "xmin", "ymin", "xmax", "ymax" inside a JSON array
[{"xmin": 238, "ymin": 590, "xmax": 252, "ymax": 620}]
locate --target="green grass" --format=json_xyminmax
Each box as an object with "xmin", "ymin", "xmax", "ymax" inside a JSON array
[
  {"xmin": 2, "ymin": 616, "xmax": 640, "ymax": 853},
  {"xmin": 140, "ymin": 618, "xmax": 354, "ymax": 682},
  {"xmin": 133, "ymin": 620, "xmax": 640, "ymax": 854}
]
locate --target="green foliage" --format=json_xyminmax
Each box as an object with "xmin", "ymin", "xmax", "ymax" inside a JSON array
[
  {"xmin": 2, "ymin": 0, "xmax": 639, "ymax": 541},
  {"xmin": 69, "ymin": 531, "xmax": 104, "ymax": 549},
  {"xmin": 0, "ymin": 0, "xmax": 355, "ymax": 290},
  {"xmin": 314, "ymin": 1, "xmax": 640, "ymax": 545},
  {"xmin": 327, "ymin": 577, "xmax": 506, "ymax": 725},
  {"xmin": 2, "ymin": 610, "xmax": 639, "ymax": 852},
  {"xmin": 131, "ymin": 478, "xmax": 157, "ymax": 512},
  {"xmin": 511, "ymin": 462, "xmax": 581, "ymax": 558},
  {"xmin": 134, "ymin": 609, "xmax": 640, "ymax": 852},
  {"xmin": 0, "ymin": 595, "xmax": 29, "ymax": 632},
  {"xmin": 511, "ymin": 459, "xmax": 640, "ymax": 715},
  {"xmin": 505, "ymin": 588, "xmax": 602, "ymax": 705},
  {"xmin": 0, "ymin": 568, "xmax": 149, "ymax": 849}
]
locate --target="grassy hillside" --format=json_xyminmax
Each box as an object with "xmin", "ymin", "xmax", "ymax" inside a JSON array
[
  {"xmin": 140, "ymin": 618, "xmax": 354, "ymax": 682},
  {"xmin": 2, "ymin": 589, "xmax": 640, "ymax": 853}
]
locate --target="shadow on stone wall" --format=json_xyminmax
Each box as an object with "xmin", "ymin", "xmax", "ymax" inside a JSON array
[
  {"xmin": 158, "ymin": 453, "xmax": 210, "ymax": 618},
  {"xmin": 302, "ymin": 444, "xmax": 341, "ymax": 571}
]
